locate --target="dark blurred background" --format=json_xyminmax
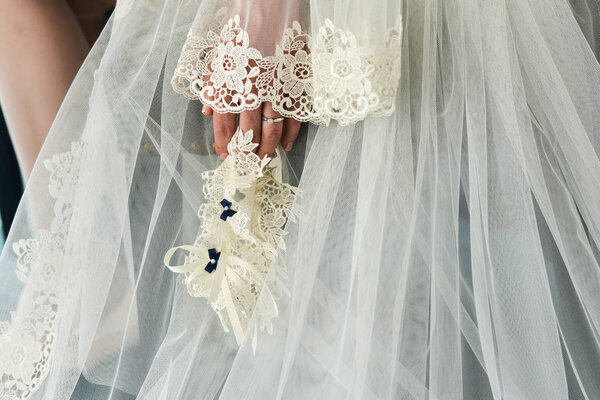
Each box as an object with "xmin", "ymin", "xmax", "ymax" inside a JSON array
[{"xmin": 0, "ymin": 109, "xmax": 23, "ymax": 248}]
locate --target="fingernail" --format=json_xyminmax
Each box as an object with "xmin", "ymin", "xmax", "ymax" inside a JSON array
[
  {"xmin": 219, "ymin": 153, "xmax": 228, "ymax": 160},
  {"xmin": 202, "ymin": 106, "xmax": 209, "ymax": 115},
  {"xmin": 284, "ymin": 142, "xmax": 294, "ymax": 151}
]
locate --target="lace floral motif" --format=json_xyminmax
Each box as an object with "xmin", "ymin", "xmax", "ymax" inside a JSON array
[
  {"xmin": 172, "ymin": 15, "xmax": 403, "ymax": 126},
  {"xmin": 164, "ymin": 128, "xmax": 299, "ymax": 351},
  {"xmin": 0, "ymin": 143, "xmax": 82, "ymax": 400},
  {"xmin": 313, "ymin": 20, "xmax": 403, "ymax": 124}
]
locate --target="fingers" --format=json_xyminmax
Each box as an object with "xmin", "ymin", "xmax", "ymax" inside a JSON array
[
  {"xmin": 239, "ymin": 107, "xmax": 262, "ymax": 147},
  {"xmin": 213, "ymin": 112, "xmax": 237, "ymax": 159},
  {"xmin": 281, "ymin": 117, "xmax": 302, "ymax": 151},
  {"xmin": 202, "ymin": 105, "xmax": 213, "ymax": 116},
  {"xmin": 208, "ymin": 103, "xmax": 300, "ymax": 160},
  {"xmin": 256, "ymin": 102, "xmax": 283, "ymax": 159}
]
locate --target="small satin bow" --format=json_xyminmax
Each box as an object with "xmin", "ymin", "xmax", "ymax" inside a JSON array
[
  {"xmin": 205, "ymin": 248, "xmax": 221, "ymax": 273},
  {"xmin": 220, "ymin": 199, "xmax": 237, "ymax": 221}
]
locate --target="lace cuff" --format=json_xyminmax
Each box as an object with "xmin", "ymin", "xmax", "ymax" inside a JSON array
[
  {"xmin": 164, "ymin": 128, "xmax": 299, "ymax": 351},
  {"xmin": 172, "ymin": 15, "xmax": 403, "ymax": 126}
]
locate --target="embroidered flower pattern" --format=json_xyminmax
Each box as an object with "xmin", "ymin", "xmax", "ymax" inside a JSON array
[
  {"xmin": 0, "ymin": 335, "xmax": 42, "ymax": 384},
  {"xmin": 211, "ymin": 42, "xmax": 251, "ymax": 91},
  {"xmin": 172, "ymin": 15, "xmax": 403, "ymax": 126},
  {"xmin": 1, "ymin": 142, "xmax": 82, "ymax": 400},
  {"xmin": 316, "ymin": 47, "xmax": 364, "ymax": 98},
  {"xmin": 310, "ymin": 19, "xmax": 404, "ymax": 124},
  {"xmin": 280, "ymin": 49, "xmax": 313, "ymax": 98},
  {"xmin": 164, "ymin": 128, "xmax": 299, "ymax": 351}
]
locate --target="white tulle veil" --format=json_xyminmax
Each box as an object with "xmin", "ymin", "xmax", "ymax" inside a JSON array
[{"xmin": 2, "ymin": 0, "xmax": 600, "ymax": 399}]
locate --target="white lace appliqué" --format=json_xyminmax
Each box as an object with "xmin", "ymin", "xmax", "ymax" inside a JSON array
[
  {"xmin": 164, "ymin": 128, "xmax": 299, "ymax": 351},
  {"xmin": 0, "ymin": 142, "xmax": 82, "ymax": 400},
  {"xmin": 172, "ymin": 15, "xmax": 403, "ymax": 126}
]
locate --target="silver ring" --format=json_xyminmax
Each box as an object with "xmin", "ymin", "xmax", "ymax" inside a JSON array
[{"xmin": 261, "ymin": 116, "xmax": 284, "ymax": 124}]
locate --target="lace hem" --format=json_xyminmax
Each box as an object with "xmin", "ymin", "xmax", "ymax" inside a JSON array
[
  {"xmin": 172, "ymin": 15, "xmax": 403, "ymax": 126},
  {"xmin": 0, "ymin": 143, "xmax": 82, "ymax": 400},
  {"xmin": 164, "ymin": 128, "xmax": 299, "ymax": 351}
]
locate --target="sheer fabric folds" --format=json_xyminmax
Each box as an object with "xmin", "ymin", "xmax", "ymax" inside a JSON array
[{"xmin": 2, "ymin": 0, "xmax": 600, "ymax": 399}]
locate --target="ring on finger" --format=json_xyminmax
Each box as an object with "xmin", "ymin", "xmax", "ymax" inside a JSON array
[{"xmin": 261, "ymin": 116, "xmax": 284, "ymax": 124}]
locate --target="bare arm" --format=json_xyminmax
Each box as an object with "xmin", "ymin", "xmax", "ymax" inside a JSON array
[{"xmin": 0, "ymin": 0, "xmax": 112, "ymax": 181}]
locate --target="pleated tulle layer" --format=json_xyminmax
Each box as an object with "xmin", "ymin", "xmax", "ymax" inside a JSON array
[{"xmin": 2, "ymin": 0, "xmax": 600, "ymax": 399}]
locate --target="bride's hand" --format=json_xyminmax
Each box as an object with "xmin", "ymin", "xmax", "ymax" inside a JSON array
[
  {"xmin": 203, "ymin": 103, "xmax": 301, "ymax": 160},
  {"xmin": 201, "ymin": 2, "xmax": 302, "ymax": 159}
]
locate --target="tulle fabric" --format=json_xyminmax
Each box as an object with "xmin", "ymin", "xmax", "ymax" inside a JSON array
[{"xmin": 2, "ymin": 0, "xmax": 600, "ymax": 399}]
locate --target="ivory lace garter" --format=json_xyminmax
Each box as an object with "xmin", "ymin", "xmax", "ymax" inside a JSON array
[
  {"xmin": 172, "ymin": 14, "xmax": 403, "ymax": 126},
  {"xmin": 164, "ymin": 128, "xmax": 300, "ymax": 351},
  {"xmin": 167, "ymin": 13, "xmax": 402, "ymax": 349}
]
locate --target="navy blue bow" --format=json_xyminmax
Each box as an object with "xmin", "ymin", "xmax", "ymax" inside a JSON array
[
  {"xmin": 220, "ymin": 199, "xmax": 237, "ymax": 221},
  {"xmin": 205, "ymin": 248, "xmax": 221, "ymax": 273}
]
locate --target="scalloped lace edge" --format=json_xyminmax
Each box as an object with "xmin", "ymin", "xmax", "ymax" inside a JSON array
[
  {"xmin": 0, "ymin": 142, "xmax": 82, "ymax": 400},
  {"xmin": 172, "ymin": 15, "xmax": 403, "ymax": 126}
]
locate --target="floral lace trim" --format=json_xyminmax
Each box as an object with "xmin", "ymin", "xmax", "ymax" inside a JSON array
[
  {"xmin": 0, "ymin": 143, "xmax": 82, "ymax": 400},
  {"xmin": 172, "ymin": 15, "xmax": 403, "ymax": 126},
  {"xmin": 164, "ymin": 128, "xmax": 299, "ymax": 351}
]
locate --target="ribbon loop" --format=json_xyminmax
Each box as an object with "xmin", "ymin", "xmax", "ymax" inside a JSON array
[
  {"xmin": 220, "ymin": 198, "xmax": 237, "ymax": 221},
  {"xmin": 164, "ymin": 128, "xmax": 299, "ymax": 352},
  {"xmin": 205, "ymin": 248, "xmax": 221, "ymax": 273}
]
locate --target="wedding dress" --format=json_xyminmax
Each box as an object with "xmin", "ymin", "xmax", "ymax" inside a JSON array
[{"xmin": 2, "ymin": 0, "xmax": 600, "ymax": 399}]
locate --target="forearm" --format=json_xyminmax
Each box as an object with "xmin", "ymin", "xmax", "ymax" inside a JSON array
[{"xmin": 0, "ymin": 0, "xmax": 89, "ymax": 180}]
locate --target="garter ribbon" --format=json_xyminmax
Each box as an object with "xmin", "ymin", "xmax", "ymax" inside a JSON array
[{"xmin": 164, "ymin": 243, "xmax": 258, "ymax": 324}]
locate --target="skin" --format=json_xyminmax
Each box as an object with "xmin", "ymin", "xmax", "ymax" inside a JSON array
[
  {"xmin": 0, "ymin": 0, "xmax": 300, "ymax": 181},
  {"xmin": 0, "ymin": 0, "xmax": 114, "ymax": 181},
  {"xmin": 208, "ymin": 2, "xmax": 303, "ymax": 159},
  {"xmin": 205, "ymin": 103, "xmax": 302, "ymax": 160}
]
